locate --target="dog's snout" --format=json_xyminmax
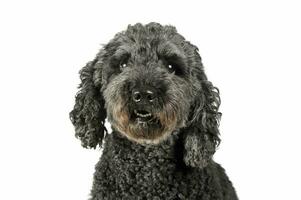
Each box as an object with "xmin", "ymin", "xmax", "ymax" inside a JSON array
[{"xmin": 132, "ymin": 89, "xmax": 156, "ymax": 104}]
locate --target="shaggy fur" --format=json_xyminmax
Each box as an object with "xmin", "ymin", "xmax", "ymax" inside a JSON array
[{"xmin": 70, "ymin": 22, "xmax": 238, "ymax": 199}]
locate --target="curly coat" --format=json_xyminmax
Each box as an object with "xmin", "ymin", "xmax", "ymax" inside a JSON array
[{"xmin": 70, "ymin": 22, "xmax": 238, "ymax": 199}]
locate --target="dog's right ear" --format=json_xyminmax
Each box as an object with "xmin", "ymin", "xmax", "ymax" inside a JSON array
[{"xmin": 70, "ymin": 55, "xmax": 107, "ymax": 148}]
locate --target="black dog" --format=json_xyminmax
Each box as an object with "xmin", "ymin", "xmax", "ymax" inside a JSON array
[{"xmin": 70, "ymin": 22, "xmax": 238, "ymax": 200}]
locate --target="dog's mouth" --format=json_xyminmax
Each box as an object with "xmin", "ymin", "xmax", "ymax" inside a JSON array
[{"xmin": 131, "ymin": 109, "xmax": 157, "ymax": 124}]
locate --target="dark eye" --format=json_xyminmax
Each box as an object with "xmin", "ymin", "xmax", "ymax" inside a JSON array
[
  {"xmin": 119, "ymin": 58, "xmax": 129, "ymax": 70},
  {"xmin": 159, "ymin": 55, "xmax": 184, "ymax": 76},
  {"xmin": 120, "ymin": 62, "xmax": 127, "ymax": 69},
  {"xmin": 166, "ymin": 63, "xmax": 176, "ymax": 73},
  {"xmin": 165, "ymin": 61, "xmax": 182, "ymax": 75},
  {"xmin": 111, "ymin": 53, "xmax": 130, "ymax": 71}
]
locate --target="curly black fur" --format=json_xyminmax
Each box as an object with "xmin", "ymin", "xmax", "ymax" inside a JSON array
[
  {"xmin": 70, "ymin": 58, "xmax": 107, "ymax": 148},
  {"xmin": 70, "ymin": 22, "xmax": 238, "ymax": 199}
]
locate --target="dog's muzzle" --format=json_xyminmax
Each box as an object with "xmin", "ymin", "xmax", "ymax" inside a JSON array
[
  {"xmin": 130, "ymin": 87, "xmax": 158, "ymax": 124},
  {"xmin": 131, "ymin": 88, "xmax": 157, "ymax": 104}
]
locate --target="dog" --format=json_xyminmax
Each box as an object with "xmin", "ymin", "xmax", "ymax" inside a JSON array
[{"xmin": 70, "ymin": 22, "xmax": 238, "ymax": 200}]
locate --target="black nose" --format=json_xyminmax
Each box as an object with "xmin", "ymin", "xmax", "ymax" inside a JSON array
[{"xmin": 132, "ymin": 89, "xmax": 156, "ymax": 103}]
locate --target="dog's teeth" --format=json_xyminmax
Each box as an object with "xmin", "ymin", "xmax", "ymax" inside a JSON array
[
  {"xmin": 135, "ymin": 111, "xmax": 152, "ymax": 118},
  {"xmin": 137, "ymin": 113, "xmax": 151, "ymax": 117}
]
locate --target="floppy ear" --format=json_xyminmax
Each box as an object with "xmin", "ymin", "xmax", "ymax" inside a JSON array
[
  {"xmin": 183, "ymin": 73, "xmax": 221, "ymax": 168},
  {"xmin": 69, "ymin": 56, "xmax": 107, "ymax": 148}
]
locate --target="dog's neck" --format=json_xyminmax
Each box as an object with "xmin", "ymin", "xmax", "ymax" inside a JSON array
[
  {"xmin": 111, "ymin": 130, "xmax": 180, "ymax": 148},
  {"xmin": 103, "ymin": 130, "xmax": 185, "ymax": 167}
]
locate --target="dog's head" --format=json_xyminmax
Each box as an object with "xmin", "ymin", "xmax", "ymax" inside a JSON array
[{"xmin": 70, "ymin": 23, "xmax": 221, "ymax": 168}]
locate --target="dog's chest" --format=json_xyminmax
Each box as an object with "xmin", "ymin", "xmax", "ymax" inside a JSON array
[
  {"xmin": 112, "ymin": 140, "xmax": 179, "ymax": 182},
  {"xmin": 103, "ymin": 134, "xmax": 190, "ymax": 198},
  {"xmin": 92, "ymin": 133, "xmax": 216, "ymax": 199}
]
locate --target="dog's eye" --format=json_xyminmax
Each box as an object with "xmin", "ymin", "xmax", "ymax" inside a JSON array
[
  {"xmin": 119, "ymin": 61, "xmax": 128, "ymax": 70},
  {"xmin": 160, "ymin": 56, "xmax": 184, "ymax": 76},
  {"xmin": 115, "ymin": 54, "xmax": 130, "ymax": 71},
  {"xmin": 165, "ymin": 62, "xmax": 182, "ymax": 75},
  {"xmin": 167, "ymin": 64, "xmax": 176, "ymax": 73},
  {"xmin": 120, "ymin": 62, "xmax": 127, "ymax": 69}
]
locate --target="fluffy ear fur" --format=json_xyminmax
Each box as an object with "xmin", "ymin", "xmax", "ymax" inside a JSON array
[
  {"xmin": 70, "ymin": 57, "xmax": 107, "ymax": 148},
  {"xmin": 183, "ymin": 69, "xmax": 221, "ymax": 168}
]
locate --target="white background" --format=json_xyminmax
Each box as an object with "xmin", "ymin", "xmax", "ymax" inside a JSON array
[{"xmin": 0, "ymin": 0, "xmax": 300, "ymax": 199}]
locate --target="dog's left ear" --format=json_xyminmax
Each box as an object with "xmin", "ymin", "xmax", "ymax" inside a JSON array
[
  {"xmin": 69, "ymin": 54, "xmax": 107, "ymax": 149},
  {"xmin": 183, "ymin": 64, "xmax": 221, "ymax": 168}
]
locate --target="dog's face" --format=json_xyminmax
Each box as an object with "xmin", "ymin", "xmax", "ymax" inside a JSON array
[
  {"xmin": 70, "ymin": 23, "xmax": 221, "ymax": 167},
  {"xmin": 70, "ymin": 23, "xmax": 220, "ymax": 168},
  {"xmin": 98, "ymin": 24, "xmax": 204, "ymax": 144}
]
